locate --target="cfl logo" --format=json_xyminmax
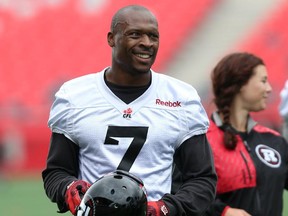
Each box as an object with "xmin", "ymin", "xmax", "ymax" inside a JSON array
[{"xmin": 123, "ymin": 108, "xmax": 132, "ymax": 119}]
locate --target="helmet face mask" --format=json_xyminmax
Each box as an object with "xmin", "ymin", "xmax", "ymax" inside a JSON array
[{"xmin": 77, "ymin": 170, "xmax": 147, "ymax": 216}]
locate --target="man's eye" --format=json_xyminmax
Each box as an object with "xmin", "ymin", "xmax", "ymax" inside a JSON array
[
  {"xmin": 130, "ymin": 32, "xmax": 141, "ymax": 37},
  {"xmin": 149, "ymin": 34, "xmax": 159, "ymax": 40}
]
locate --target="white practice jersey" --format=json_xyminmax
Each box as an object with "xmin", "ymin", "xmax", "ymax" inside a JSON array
[
  {"xmin": 48, "ymin": 68, "xmax": 209, "ymax": 200},
  {"xmin": 279, "ymin": 80, "xmax": 288, "ymax": 140},
  {"xmin": 280, "ymin": 80, "xmax": 288, "ymax": 119}
]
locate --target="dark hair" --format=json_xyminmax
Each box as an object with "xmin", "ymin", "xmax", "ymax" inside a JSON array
[{"xmin": 211, "ymin": 52, "xmax": 265, "ymax": 149}]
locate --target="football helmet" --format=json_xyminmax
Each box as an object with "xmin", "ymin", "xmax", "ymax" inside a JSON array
[{"xmin": 77, "ymin": 170, "xmax": 147, "ymax": 216}]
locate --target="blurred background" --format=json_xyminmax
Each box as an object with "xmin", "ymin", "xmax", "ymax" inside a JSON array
[{"xmin": 0, "ymin": 0, "xmax": 287, "ymax": 215}]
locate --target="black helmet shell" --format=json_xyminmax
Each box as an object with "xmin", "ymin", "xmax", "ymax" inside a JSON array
[{"xmin": 77, "ymin": 170, "xmax": 147, "ymax": 216}]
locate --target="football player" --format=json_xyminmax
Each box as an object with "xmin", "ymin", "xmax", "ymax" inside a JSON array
[{"xmin": 42, "ymin": 5, "xmax": 217, "ymax": 216}]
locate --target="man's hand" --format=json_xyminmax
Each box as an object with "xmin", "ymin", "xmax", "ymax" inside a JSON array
[
  {"xmin": 65, "ymin": 180, "xmax": 91, "ymax": 215},
  {"xmin": 224, "ymin": 207, "xmax": 252, "ymax": 216},
  {"xmin": 147, "ymin": 200, "xmax": 169, "ymax": 216}
]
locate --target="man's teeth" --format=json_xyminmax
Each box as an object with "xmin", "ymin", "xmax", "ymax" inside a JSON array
[{"xmin": 136, "ymin": 54, "xmax": 150, "ymax": 59}]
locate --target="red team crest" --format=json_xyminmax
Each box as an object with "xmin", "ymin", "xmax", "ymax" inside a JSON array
[{"xmin": 255, "ymin": 144, "xmax": 281, "ymax": 168}]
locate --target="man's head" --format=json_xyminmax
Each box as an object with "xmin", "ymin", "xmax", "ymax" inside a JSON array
[{"xmin": 107, "ymin": 5, "xmax": 159, "ymax": 75}]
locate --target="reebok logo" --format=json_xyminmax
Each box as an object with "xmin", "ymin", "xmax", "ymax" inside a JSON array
[{"xmin": 156, "ymin": 99, "xmax": 181, "ymax": 107}]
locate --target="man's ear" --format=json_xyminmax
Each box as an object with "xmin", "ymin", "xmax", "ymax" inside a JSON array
[{"xmin": 107, "ymin": 32, "xmax": 115, "ymax": 47}]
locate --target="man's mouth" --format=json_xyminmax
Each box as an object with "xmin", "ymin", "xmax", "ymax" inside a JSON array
[{"xmin": 135, "ymin": 53, "xmax": 151, "ymax": 59}]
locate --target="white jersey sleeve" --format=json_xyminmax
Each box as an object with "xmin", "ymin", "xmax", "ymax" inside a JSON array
[
  {"xmin": 279, "ymin": 80, "xmax": 288, "ymax": 140},
  {"xmin": 48, "ymin": 69, "xmax": 209, "ymax": 201},
  {"xmin": 279, "ymin": 80, "xmax": 288, "ymax": 119}
]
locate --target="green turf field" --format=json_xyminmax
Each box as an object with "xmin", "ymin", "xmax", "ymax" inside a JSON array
[
  {"xmin": 0, "ymin": 178, "xmax": 70, "ymax": 216},
  {"xmin": 0, "ymin": 177, "xmax": 288, "ymax": 216}
]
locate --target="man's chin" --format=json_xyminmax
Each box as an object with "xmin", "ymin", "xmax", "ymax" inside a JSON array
[{"xmin": 134, "ymin": 66, "xmax": 152, "ymax": 74}]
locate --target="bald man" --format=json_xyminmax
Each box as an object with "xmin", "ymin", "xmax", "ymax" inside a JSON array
[{"xmin": 42, "ymin": 5, "xmax": 217, "ymax": 216}]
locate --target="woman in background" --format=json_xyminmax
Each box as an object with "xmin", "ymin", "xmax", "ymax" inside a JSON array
[{"xmin": 205, "ymin": 52, "xmax": 288, "ymax": 216}]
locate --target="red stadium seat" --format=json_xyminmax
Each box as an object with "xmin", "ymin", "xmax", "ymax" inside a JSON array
[
  {"xmin": 236, "ymin": 1, "xmax": 288, "ymax": 130},
  {"xmin": 0, "ymin": 0, "xmax": 217, "ymax": 174}
]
